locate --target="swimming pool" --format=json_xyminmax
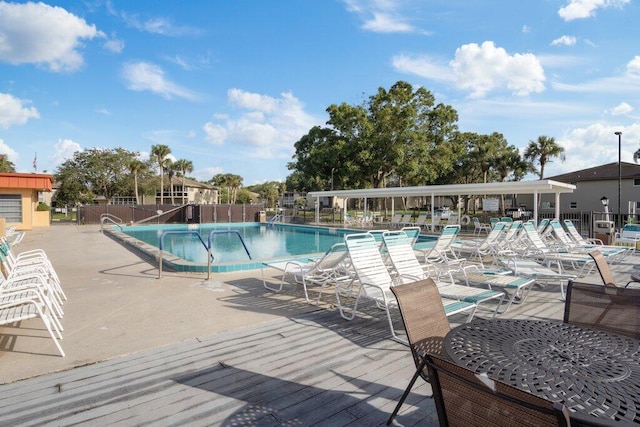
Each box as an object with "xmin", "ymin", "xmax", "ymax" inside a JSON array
[{"xmin": 105, "ymin": 223, "xmax": 435, "ymax": 273}]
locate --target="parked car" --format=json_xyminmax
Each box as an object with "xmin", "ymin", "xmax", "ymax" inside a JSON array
[{"xmin": 505, "ymin": 207, "xmax": 531, "ymax": 219}]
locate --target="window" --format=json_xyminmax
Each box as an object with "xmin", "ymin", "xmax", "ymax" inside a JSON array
[
  {"xmin": 570, "ymin": 202, "xmax": 577, "ymax": 209},
  {"xmin": 0, "ymin": 194, "xmax": 22, "ymax": 222},
  {"xmin": 634, "ymin": 178, "xmax": 640, "ymax": 186},
  {"xmin": 111, "ymin": 196, "xmax": 137, "ymax": 205}
]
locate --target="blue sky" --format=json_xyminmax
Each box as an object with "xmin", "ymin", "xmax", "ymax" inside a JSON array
[{"xmin": 1, "ymin": 0, "xmax": 639, "ymax": 185}]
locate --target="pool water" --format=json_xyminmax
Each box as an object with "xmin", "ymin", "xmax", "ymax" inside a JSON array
[
  {"xmin": 122, "ymin": 223, "xmax": 352, "ymax": 263},
  {"xmin": 115, "ymin": 223, "xmax": 436, "ymax": 273}
]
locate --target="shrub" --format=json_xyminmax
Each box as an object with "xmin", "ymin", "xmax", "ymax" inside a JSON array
[{"xmin": 36, "ymin": 202, "xmax": 51, "ymax": 211}]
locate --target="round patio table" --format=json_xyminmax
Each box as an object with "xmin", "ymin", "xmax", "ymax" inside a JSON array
[{"xmin": 445, "ymin": 318, "xmax": 640, "ymax": 424}]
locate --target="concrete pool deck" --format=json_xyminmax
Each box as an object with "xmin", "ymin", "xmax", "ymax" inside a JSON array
[{"xmin": 0, "ymin": 224, "xmax": 320, "ymax": 384}]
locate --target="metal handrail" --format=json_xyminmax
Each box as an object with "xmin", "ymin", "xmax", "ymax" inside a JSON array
[
  {"xmin": 206, "ymin": 230, "xmax": 252, "ymax": 280},
  {"xmin": 157, "ymin": 229, "xmax": 252, "ymax": 279},
  {"xmin": 100, "ymin": 214, "xmax": 123, "ymax": 232},
  {"xmin": 158, "ymin": 230, "xmax": 209, "ymax": 279}
]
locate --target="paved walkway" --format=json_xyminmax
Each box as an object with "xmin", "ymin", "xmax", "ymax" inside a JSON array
[{"xmin": 0, "ymin": 224, "xmax": 318, "ymax": 384}]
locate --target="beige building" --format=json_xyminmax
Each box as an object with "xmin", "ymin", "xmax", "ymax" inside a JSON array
[
  {"xmin": 0, "ymin": 172, "xmax": 53, "ymax": 230},
  {"xmin": 542, "ymin": 162, "xmax": 640, "ymax": 216}
]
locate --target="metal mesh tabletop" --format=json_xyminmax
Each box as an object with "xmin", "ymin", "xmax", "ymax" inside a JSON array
[{"xmin": 445, "ymin": 319, "xmax": 640, "ymax": 424}]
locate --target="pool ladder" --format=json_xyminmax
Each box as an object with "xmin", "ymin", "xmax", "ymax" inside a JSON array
[{"xmin": 157, "ymin": 230, "xmax": 251, "ymax": 279}]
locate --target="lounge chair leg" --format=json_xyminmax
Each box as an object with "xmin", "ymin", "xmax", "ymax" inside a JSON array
[{"xmin": 387, "ymin": 361, "xmax": 429, "ymax": 425}]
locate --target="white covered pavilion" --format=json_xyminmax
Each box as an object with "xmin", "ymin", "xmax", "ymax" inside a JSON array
[{"xmin": 307, "ymin": 180, "xmax": 576, "ymax": 230}]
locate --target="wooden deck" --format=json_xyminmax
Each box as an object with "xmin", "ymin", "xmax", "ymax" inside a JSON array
[{"xmin": 0, "ymin": 280, "xmax": 572, "ymax": 427}]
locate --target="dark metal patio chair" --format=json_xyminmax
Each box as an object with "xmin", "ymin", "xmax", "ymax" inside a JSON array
[
  {"xmin": 425, "ymin": 353, "xmax": 571, "ymax": 427},
  {"xmin": 564, "ymin": 280, "xmax": 640, "ymax": 340},
  {"xmin": 386, "ymin": 279, "xmax": 450, "ymax": 425}
]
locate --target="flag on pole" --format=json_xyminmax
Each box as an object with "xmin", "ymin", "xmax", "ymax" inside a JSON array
[{"xmin": 33, "ymin": 153, "xmax": 37, "ymax": 172}]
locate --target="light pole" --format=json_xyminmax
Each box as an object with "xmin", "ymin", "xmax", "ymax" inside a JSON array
[
  {"xmin": 330, "ymin": 167, "xmax": 335, "ymax": 191},
  {"xmin": 615, "ymin": 131, "xmax": 622, "ymax": 231}
]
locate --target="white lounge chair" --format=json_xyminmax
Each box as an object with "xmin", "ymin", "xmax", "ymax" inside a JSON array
[
  {"xmin": 261, "ymin": 242, "xmax": 351, "ymax": 305},
  {"xmin": 417, "ymin": 225, "xmax": 462, "ymax": 269},
  {"xmin": 451, "ymin": 222, "xmax": 509, "ymax": 267},
  {"xmin": 0, "ymin": 289, "xmax": 65, "ymax": 356},
  {"xmin": 515, "ymin": 222, "xmax": 596, "ymax": 277},
  {"xmin": 548, "ymin": 220, "xmax": 628, "ymax": 261},
  {"xmin": 382, "ymin": 231, "xmax": 501, "ymax": 318},
  {"xmin": 472, "ymin": 217, "xmax": 490, "ymax": 236},
  {"xmin": 497, "ymin": 257, "xmax": 577, "ymax": 300},
  {"xmin": 453, "ymin": 264, "xmax": 536, "ymax": 313},
  {"xmin": 336, "ymin": 233, "xmax": 475, "ymax": 344}
]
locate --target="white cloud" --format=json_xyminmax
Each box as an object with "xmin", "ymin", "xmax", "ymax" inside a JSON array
[
  {"xmin": 0, "ymin": 1, "xmax": 103, "ymax": 72},
  {"xmin": 452, "ymin": 42, "xmax": 546, "ymax": 98},
  {"xmin": 551, "ymin": 35, "xmax": 577, "ymax": 46},
  {"xmin": 343, "ymin": 0, "xmax": 424, "ymax": 34},
  {"xmin": 553, "ymin": 56, "xmax": 640, "ymax": 93},
  {"xmin": 627, "ymin": 56, "xmax": 640, "ymax": 76},
  {"xmin": 392, "ymin": 54, "xmax": 456, "ymax": 82},
  {"xmin": 395, "ymin": 41, "xmax": 545, "ymax": 98},
  {"xmin": 202, "ymin": 123, "xmax": 227, "ymax": 145},
  {"xmin": 51, "ymin": 139, "xmax": 82, "ymax": 167},
  {"xmin": 362, "ymin": 12, "xmax": 414, "ymax": 33},
  {"xmin": 522, "ymin": 25, "xmax": 531, "ymax": 33},
  {"xmin": 103, "ymin": 37, "xmax": 125, "ymax": 54},
  {"xmin": 558, "ymin": 0, "xmax": 630, "ymax": 22},
  {"xmin": 203, "ymin": 89, "xmax": 320, "ymax": 158},
  {"xmin": 192, "ymin": 166, "xmax": 224, "ymax": 182},
  {"xmin": 0, "ymin": 139, "xmax": 19, "ymax": 162},
  {"xmin": 121, "ymin": 61, "xmax": 199, "ymax": 101},
  {"xmin": 112, "ymin": 6, "xmax": 203, "ymax": 37},
  {"xmin": 548, "ymin": 123, "xmax": 640, "ymax": 177},
  {"xmin": 610, "ymin": 102, "xmax": 633, "ymax": 115},
  {"xmin": 0, "ymin": 93, "xmax": 40, "ymax": 129}
]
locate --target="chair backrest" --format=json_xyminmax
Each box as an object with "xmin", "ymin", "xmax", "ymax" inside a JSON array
[
  {"xmin": 521, "ymin": 222, "xmax": 548, "ymax": 250},
  {"xmin": 382, "ymin": 231, "xmax": 426, "ymax": 281},
  {"xmin": 313, "ymin": 242, "xmax": 349, "ymax": 273},
  {"xmin": 425, "ymin": 354, "xmax": 571, "ymax": 427},
  {"xmin": 481, "ymin": 221, "xmax": 507, "ymax": 246},
  {"xmin": 489, "ymin": 217, "xmax": 499, "ymax": 228},
  {"xmin": 564, "ymin": 280, "xmax": 640, "ymax": 339},
  {"xmin": 400, "ymin": 226, "xmax": 421, "ymax": 246},
  {"xmin": 390, "ymin": 280, "xmax": 450, "ymax": 374},
  {"xmin": 549, "ymin": 220, "xmax": 574, "ymax": 246},
  {"xmin": 345, "ymin": 233, "xmax": 393, "ymax": 295},
  {"xmin": 588, "ymin": 250, "xmax": 616, "ymax": 287},
  {"xmin": 537, "ymin": 218, "xmax": 550, "ymax": 234},
  {"xmin": 562, "ymin": 219, "xmax": 584, "ymax": 243},
  {"xmin": 433, "ymin": 225, "xmax": 460, "ymax": 251}
]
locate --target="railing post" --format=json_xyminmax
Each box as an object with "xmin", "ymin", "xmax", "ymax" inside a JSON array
[
  {"xmin": 158, "ymin": 249, "xmax": 163, "ymax": 279},
  {"xmin": 207, "ymin": 247, "xmax": 212, "ymax": 280}
]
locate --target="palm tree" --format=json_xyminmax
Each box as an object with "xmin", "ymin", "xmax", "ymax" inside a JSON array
[
  {"xmin": 634, "ymin": 146, "xmax": 640, "ymax": 163},
  {"xmin": 174, "ymin": 159, "xmax": 194, "ymax": 204},
  {"xmin": 150, "ymin": 144, "xmax": 171, "ymax": 204},
  {"xmin": 163, "ymin": 158, "xmax": 175, "ymax": 205},
  {"xmin": 227, "ymin": 174, "xmax": 243, "ymax": 204},
  {"xmin": 523, "ymin": 135, "xmax": 566, "ymax": 179},
  {"xmin": 128, "ymin": 159, "xmax": 146, "ymax": 205}
]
